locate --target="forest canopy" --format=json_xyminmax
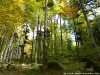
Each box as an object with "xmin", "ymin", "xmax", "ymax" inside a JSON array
[{"xmin": 0, "ymin": 0, "xmax": 100, "ymax": 74}]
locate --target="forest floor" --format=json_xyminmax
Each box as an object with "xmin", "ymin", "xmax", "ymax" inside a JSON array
[{"xmin": 0, "ymin": 59, "xmax": 100, "ymax": 75}]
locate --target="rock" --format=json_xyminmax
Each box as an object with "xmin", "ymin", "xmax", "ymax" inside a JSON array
[
  {"xmin": 85, "ymin": 60, "xmax": 94, "ymax": 69},
  {"xmin": 84, "ymin": 60, "xmax": 100, "ymax": 73},
  {"xmin": 47, "ymin": 62, "xmax": 63, "ymax": 70}
]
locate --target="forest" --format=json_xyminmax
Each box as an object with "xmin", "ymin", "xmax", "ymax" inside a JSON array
[{"xmin": 0, "ymin": 0, "xmax": 100, "ymax": 75}]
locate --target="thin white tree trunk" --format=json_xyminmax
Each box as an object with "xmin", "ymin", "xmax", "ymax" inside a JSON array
[{"xmin": 2, "ymin": 32, "xmax": 14, "ymax": 63}]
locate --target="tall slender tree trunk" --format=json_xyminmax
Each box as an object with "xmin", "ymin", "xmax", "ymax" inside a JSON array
[
  {"xmin": 0, "ymin": 29, "xmax": 6, "ymax": 50},
  {"xmin": 80, "ymin": 0, "xmax": 100, "ymax": 59},
  {"xmin": 43, "ymin": 0, "xmax": 48, "ymax": 69},
  {"xmin": 38, "ymin": 18, "xmax": 42, "ymax": 63},
  {"xmin": 2, "ymin": 32, "xmax": 14, "ymax": 63},
  {"xmin": 60, "ymin": 14, "xmax": 63, "ymax": 51},
  {"xmin": 9, "ymin": 49, "xmax": 13, "ymax": 63},
  {"xmin": 72, "ymin": 18, "xmax": 80, "ymax": 55},
  {"xmin": 31, "ymin": 30, "xmax": 35, "ymax": 62},
  {"xmin": 21, "ymin": 24, "xmax": 28, "ymax": 60},
  {"xmin": 37, "ymin": 17, "xmax": 41, "ymax": 63},
  {"xmin": 6, "ymin": 33, "xmax": 14, "ymax": 63},
  {"xmin": 35, "ymin": 33, "xmax": 37, "ymax": 63},
  {"xmin": 16, "ymin": 42, "xmax": 20, "ymax": 59},
  {"xmin": 35, "ymin": 17, "xmax": 40, "ymax": 63},
  {"xmin": 50, "ymin": 18, "xmax": 54, "ymax": 50},
  {"xmin": 54, "ymin": 15, "xmax": 56, "ymax": 51}
]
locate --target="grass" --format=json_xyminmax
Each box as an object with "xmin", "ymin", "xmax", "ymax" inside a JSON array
[
  {"xmin": 2, "ymin": 63, "xmax": 63, "ymax": 75},
  {"xmin": 3, "ymin": 68, "xmax": 63, "ymax": 75},
  {"xmin": 15, "ymin": 69, "xmax": 63, "ymax": 75},
  {"xmin": 1, "ymin": 60, "xmax": 92, "ymax": 75},
  {"xmin": 64, "ymin": 61, "xmax": 85, "ymax": 73}
]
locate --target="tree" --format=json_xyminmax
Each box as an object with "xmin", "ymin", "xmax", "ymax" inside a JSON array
[
  {"xmin": 43, "ymin": 0, "xmax": 48, "ymax": 69},
  {"xmin": 79, "ymin": 0, "xmax": 100, "ymax": 59}
]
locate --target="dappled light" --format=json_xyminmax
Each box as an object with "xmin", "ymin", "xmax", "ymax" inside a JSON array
[{"xmin": 0, "ymin": 0, "xmax": 100, "ymax": 75}]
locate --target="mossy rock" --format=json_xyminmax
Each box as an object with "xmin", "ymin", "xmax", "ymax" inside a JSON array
[{"xmin": 47, "ymin": 62, "xmax": 63, "ymax": 70}]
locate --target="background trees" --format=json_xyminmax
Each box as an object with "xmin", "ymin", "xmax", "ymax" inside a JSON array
[{"xmin": 0, "ymin": 0, "xmax": 100, "ymax": 69}]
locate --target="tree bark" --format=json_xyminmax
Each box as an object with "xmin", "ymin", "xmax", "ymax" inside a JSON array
[
  {"xmin": 1, "ymin": 32, "xmax": 14, "ymax": 63},
  {"xmin": 54, "ymin": 15, "xmax": 57, "ymax": 51},
  {"xmin": 43, "ymin": 0, "xmax": 48, "ymax": 69},
  {"xmin": 60, "ymin": 14, "xmax": 63, "ymax": 51},
  {"xmin": 31, "ymin": 30, "xmax": 35, "ymax": 62},
  {"xmin": 80, "ymin": 0, "xmax": 100, "ymax": 59}
]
